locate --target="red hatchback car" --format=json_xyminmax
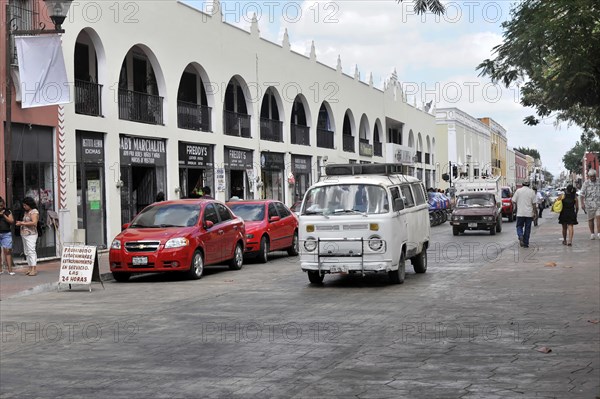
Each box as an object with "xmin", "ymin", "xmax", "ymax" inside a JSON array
[
  {"xmin": 109, "ymin": 199, "xmax": 245, "ymax": 282},
  {"xmin": 226, "ymin": 200, "xmax": 299, "ymax": 263}
]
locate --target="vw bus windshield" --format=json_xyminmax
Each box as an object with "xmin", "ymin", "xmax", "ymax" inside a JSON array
[{"xmin": 301, "ymin": 184, "xmax": 389, "ymax": 215}]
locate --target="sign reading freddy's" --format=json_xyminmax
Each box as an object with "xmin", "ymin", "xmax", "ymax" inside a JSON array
[{"xmin": 59, "ymin": 246, "xmax": 97, "ymax": 285}]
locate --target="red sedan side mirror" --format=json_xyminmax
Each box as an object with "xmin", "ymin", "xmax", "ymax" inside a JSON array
[
  {"xmin": 204, "ymin": 220, "xmax": 214, "ymax": 229},
  {"xmin": 121, "ymin": 223, "xmax": 130, "ymax": 231},
  {"xmin": 269, "ymin": 216, "xmax": 281, "ymax": 222}
]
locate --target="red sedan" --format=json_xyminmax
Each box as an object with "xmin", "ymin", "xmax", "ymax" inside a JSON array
[
  {"xmin": 109, "ymin": 199, "xmax": 245, "ymax": 282},
  {"xmin": 226, "ymin": 200, "xmax": 299, "ymax": 263}
]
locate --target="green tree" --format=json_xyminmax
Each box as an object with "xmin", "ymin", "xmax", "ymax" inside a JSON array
[
  {"xmin": 542, "ymin": 170, "xmax": 554, "ymax": 185},
  {"xmin": 514, "ymin": 147, "xmax": 541, "ymax": 161},
  {"xmin": 563, "ymin": 141, "xmax": 600, "ymax": 174},
  {"xmin": 477, "ymin": 0, "xmax": 600, "ymax": 141},
  {"xmin": 397, "ymin": 0, "xmax": 444, "ymax": 15}
]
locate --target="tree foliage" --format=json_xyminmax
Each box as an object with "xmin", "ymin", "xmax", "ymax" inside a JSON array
[
  {"xmin": 477, "ymin": 0, "xmax": 600, "ymax": 141},
  {"xmin": 515, "ymin": 147, "xmax": 541, "ymax": 161},
  {"xmin": 542, "ymin": 170, "xmax": 554, "ymax": 184},
  {"xmin": 397, "ymin": 0, "xmax": 444, "ymax": 15},
  {"xmin": 562, "ymin": 141, "xmax": 600, "ymax": 174}
]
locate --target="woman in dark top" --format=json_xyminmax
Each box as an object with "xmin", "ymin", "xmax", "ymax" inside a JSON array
[{"xmin": 558, "ymin": 184, "xmax": 578, "ymax": 246}]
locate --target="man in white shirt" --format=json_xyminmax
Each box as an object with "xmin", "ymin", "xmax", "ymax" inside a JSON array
[
  {"xmin": 580, "ymin": 169, "xmax": 600, "ymax": 240},
  {"xmin": 512, "ymin": 181, "xmax": 537, "ymax": 248}
]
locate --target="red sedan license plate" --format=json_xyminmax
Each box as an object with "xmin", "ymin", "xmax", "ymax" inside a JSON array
[{"xmin": 132, "ymin": 256, "xmax": 148, "ymax": 266}]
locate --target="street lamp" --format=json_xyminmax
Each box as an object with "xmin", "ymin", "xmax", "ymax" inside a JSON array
[{"xmin": 4, "ymin": 0, "xmax": 73, "ymax": 207}]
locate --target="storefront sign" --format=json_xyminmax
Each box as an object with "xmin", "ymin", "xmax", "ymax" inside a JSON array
[
  {"xmin": 292, "ymin": 155, "xmax": 311, "ymax": 172},
  {"xmin": 120, "ymin": 136, "xmax": 166, "ymax": 166},
  {"xmin": 76, "ymin": 133, "xmax": 104, "ymax": 163},
  {"xmin": 178, "ymin": 142, "xmax": 213, "ymax": 167},
  {"xmin": 225, "ymin": 148, "xmax": 253, "ymax": 169},
  {"xmin": 261, "ymin": 152, "xmax": 285, "ymax": 171},
  {"xmin": 58, "ymin": 245, "xmax": 104, "ymax": 291},
  {"xmin": 359, "ymin": 142, "xmax": 374, "ymax": 157},
  {"xmin": 216, "ymin": 168, "xmax": 226, "ymax": 192}
]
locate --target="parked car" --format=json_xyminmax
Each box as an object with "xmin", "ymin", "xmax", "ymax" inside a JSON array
[
  {"xmin": 109, "ymin": 199, "xmax": 246, "ymax": 282},
  {"xmin": 500, "ymin": 186, "xmax": 517, "ymax": 222},
  {"xmin": 450, "ymin": 191, "xmax": 502, "ymax": 236},
  {"xmin": 227, "ymin": 200, "xmax": 299, "ymax": 263}
]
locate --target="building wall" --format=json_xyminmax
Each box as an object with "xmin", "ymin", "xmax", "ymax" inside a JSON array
[
  {"xmin": 506, "ymin": 147, "xmax": 516, "ymax": 189},
  {"xmin": 583, "ymin": 152, "xmax": 600, "ymax": 181},
  {"xmin": 59, "ymin": 1, "xmax": 438, "ymax": 245},
  {"xmin": 436, "ymin": 108, "xmax": 491, "ymax": 184},
  {"xmin": 514, "ymin": 150, "xmax": 528, "ymax": 187}
]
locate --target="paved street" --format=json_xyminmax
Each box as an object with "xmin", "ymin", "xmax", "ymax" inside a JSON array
[{"xmin": 1, "ymin": 213, "xmax": 599, "ymax": 398}]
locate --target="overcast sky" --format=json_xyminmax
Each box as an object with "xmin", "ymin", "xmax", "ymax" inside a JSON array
[{"xmin": 185, "ymin": 0, "xmax": 580, "ymax": 177}]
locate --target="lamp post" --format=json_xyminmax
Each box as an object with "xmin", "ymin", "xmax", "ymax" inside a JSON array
[{"xmin": 4, "ymin": 0, "xmax": 73, "ymax": 207}]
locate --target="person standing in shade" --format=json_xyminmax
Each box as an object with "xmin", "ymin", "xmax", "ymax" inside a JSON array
[
  {"xmin": 580, "ymin": 169, "xmax": 600, "ymax": 240},
  {"xmin": 15, "ymin": 197, "xmax": 39, "ymax": 276},
  {"xmin": 201, "ymin": 186, "xmax": 213, "ymax": 199},
  {"xmin": 558, "ymin": 184, "xmax": 579, "ymax": 246},
  {"xmin": 512, "ymin": 181, "xmax": 537, "ymax": 248},
  {"xmin": 0, "ymin": 197, "xmax": 15, "ymax": 275}
]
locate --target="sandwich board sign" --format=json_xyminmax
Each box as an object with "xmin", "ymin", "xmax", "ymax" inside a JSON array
[{"xmin": 58, "ymin": 245, "xmax": 104, "ymax": 292}]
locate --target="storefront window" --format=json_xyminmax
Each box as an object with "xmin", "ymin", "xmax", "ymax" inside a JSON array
[{"xmin": 261, "ymin": 152, "xmax": 284, "ymax": 202}]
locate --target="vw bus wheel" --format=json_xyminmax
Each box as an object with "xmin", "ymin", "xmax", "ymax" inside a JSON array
[
  {"xmin": 389, "ymin": 253, "xmax": 406, "ymax": 284},
  {"xmin": 308, "ymin": 271, "xmax": 324, "ymax": 284},
  {"xmin": 412, "ymin": 247, "xmax": 427, "ymax": 274}
]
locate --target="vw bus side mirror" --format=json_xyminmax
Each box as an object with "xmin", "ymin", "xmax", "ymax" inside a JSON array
[{"xmin": 394, "ymin": 198, "xmax": 405, "ymax": 212}]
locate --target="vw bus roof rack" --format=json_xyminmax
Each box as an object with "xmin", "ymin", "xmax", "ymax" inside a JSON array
[{"xmin": 325, "ymin": 163, "xmax": 404, "ymax": 176}]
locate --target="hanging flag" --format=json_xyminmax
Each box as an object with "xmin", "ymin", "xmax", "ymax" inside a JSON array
[{"xmin": 15, "ymin": 34, "xmax": 70, "ymax": 108}]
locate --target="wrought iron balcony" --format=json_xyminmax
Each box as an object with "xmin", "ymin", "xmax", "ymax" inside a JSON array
[
  {"xmin": 260, "ymin": 118, "xmax": 283, "ymax": 142},
  {"xmin": 374, "ymin": 141, "xmax": 383, "ymax": 157},
  {"xmin": 118, "ymin": 89, "xmax": 163, "ymax": 125},
  {"xmin": 317, "ymin": 129, "xmax": 334, "ymax": 149},
  {"xmin": 291, "ymin": 124, "xmax": 310, "ymax": 146},
  {"xmin": 223, "ymin": 110, "xmax": 251, "ymax": 138},
  {"xmin": 75, "ymin": 80, "xmax": 102, "ymax": 117},
  {"xmin": 416, "ymin": 151, "xmax": 422, "ymax": 163},
  {"xmin": 177, "ymin": 101, "xmax": 211, "ymax": 132},
  {"xmin": 424, "ymin": 153, "xmax": 430, "ymax": 165},
  {"xmin": 343, "ymin": 135, "xmax": 355, "ymax": 153}
]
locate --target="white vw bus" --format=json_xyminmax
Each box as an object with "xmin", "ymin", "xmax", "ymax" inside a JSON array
[{"xmin": 299, "ymin": 163, "xmax": 430, "ymax": 285}]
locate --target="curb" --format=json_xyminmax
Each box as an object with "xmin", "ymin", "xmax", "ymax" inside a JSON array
[{"xmin": 4, "ymin": 272, "xmax": 114, "ymax": 300}]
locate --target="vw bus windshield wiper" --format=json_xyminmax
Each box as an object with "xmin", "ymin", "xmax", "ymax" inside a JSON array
[{"xmin": 332, "ymin": 209, "xmax": 368, "ymax": 217}]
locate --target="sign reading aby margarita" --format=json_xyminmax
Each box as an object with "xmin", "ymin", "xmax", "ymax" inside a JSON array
[
  {"xmin": 120, "ymin": 136, "xmax": 166, "ymax": 166},
  {"xmin": 58, "ymin": 245, "xmax": 103, "ymax": 291}
]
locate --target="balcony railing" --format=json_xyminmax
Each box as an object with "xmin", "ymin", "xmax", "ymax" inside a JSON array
[
  {"xmin": 424, "ymin": 153, "xmax": 430, "ymax": 165},
  {"xmin": 317, "ymin": 129, "xmax": 334, "ymax": 149},
  {"xmin": 291, "ymin": 124, "xmax": 310, "ymax": 146},
  {"xmin": 177, "ymin": 101, "xmax": 211, "ymax": 132},
  {"xmin": 9, "ymin": 1, "xmax": 39, "ymax": 65},
  {"xmin": 416, "ymin": 151, "xmax": 422, "ymax": 163},
  {"xmin": 343, "ymin": 135, "xmax": 355, "ymax": 153},
  {"xmin": 374, "ymin": 142, "xmax": 383, "ymax": 157},
  {"xmin": 118, "ymin": 89, "xmax": 163, "ymax": 125},
  {"xmin": 75, "ymin": 80, "xmax": 102, "ymax": 117},
  {"xmin": 260, "ymin": 118, "xmax": 283, "ymax": 142},
  {"xmin": 223, "ymin": 110, "xmax": 251, "ymax": 138}
]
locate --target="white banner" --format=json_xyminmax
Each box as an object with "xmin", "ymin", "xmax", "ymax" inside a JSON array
[{"xmin": 15, "ymin": 35, "xmax": 70, "ymax": 108}]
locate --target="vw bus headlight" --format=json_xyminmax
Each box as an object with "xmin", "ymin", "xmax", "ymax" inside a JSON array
[
  {"xmin": 368, "ymin": 235, "xmax": 384, "ymax": 251},
  {"xmin": 304, "ymin": 237, "xmax": 317, "ymax": 252}
]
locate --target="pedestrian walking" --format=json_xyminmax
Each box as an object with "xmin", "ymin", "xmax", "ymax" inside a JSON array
[
  {"xmin": 512, "ymin": 181, "xmax": 537, "ymax": 248},
  {"xmin": 558, "ymin": 184, "xmax": 579, "ymax": 246},
  {"xmin": 15, "ymin": 197, "xmax": 39, "ymax": 276},
  {"xmin": 0, "ymin": 197, "xmax": 15, "ymax": 275},
  {"xmin": 536, "ymin": 187, "xmax": 546, "ymax": 218},
  {"xmin": 580, "ymin": 169, "xmax": 600, "ymax": 240},
  {"xmin": 201, "ymin": 186, "xmax": 213, "ymax": 199}
]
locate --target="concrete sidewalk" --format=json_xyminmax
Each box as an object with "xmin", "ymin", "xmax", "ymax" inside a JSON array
[{"xmin": 0, "ymin": 249, "xmax": 111, "ymax": 300}]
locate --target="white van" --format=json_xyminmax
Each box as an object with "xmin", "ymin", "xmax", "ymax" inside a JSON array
[{"xmin": 298, "ymin": 163, "xmax": 430, "ymax": 285}]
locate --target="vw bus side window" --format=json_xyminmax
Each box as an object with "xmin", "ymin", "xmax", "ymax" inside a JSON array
[
  {"xmin": 411, "ymin": 183, "xmax": 426, "ymax": 205},
  {"xmin": 302, "ymin": 184, "xmax": 389, "ymax": 215},
  {"xmin": 390, "ymin": 187, "xmax": 404, "ymax": 211},
  {"xmin": 400, "ymin": 185, "xmax": 415, "ymax": 208}
]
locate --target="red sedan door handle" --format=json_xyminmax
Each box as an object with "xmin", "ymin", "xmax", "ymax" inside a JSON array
[{"xmin": 218, "ymin": 230, "xmax": 224, "ymax": 235}]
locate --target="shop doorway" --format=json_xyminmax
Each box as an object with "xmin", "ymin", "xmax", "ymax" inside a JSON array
[
  {"xmin": 229, "ymin": 170, "xmax": 246, "ymax": 199},
  {"xmin": 77, "ymin": 164, "xmax": 106, "ymax": 247},
  {"xmin": 179, "ymin": 168, "xmax": 212, "ymax": 198},
  {"xmin": 121, "ymin": 166, "xmax": 157, "ymax": 223}
]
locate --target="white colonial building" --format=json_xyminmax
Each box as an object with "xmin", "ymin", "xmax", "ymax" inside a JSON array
[
  {"xmin": 55, "ymin": 0, "xmax": 438, "ymax": 248},
  {"xmin": 435, "ymin": 108, "xmax": 492, "ymax": 189}
]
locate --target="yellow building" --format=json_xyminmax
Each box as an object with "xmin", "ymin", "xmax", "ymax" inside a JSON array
[{"xmin": 479, "ymin": 117, "xmax": 507, "ymax": 185}]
